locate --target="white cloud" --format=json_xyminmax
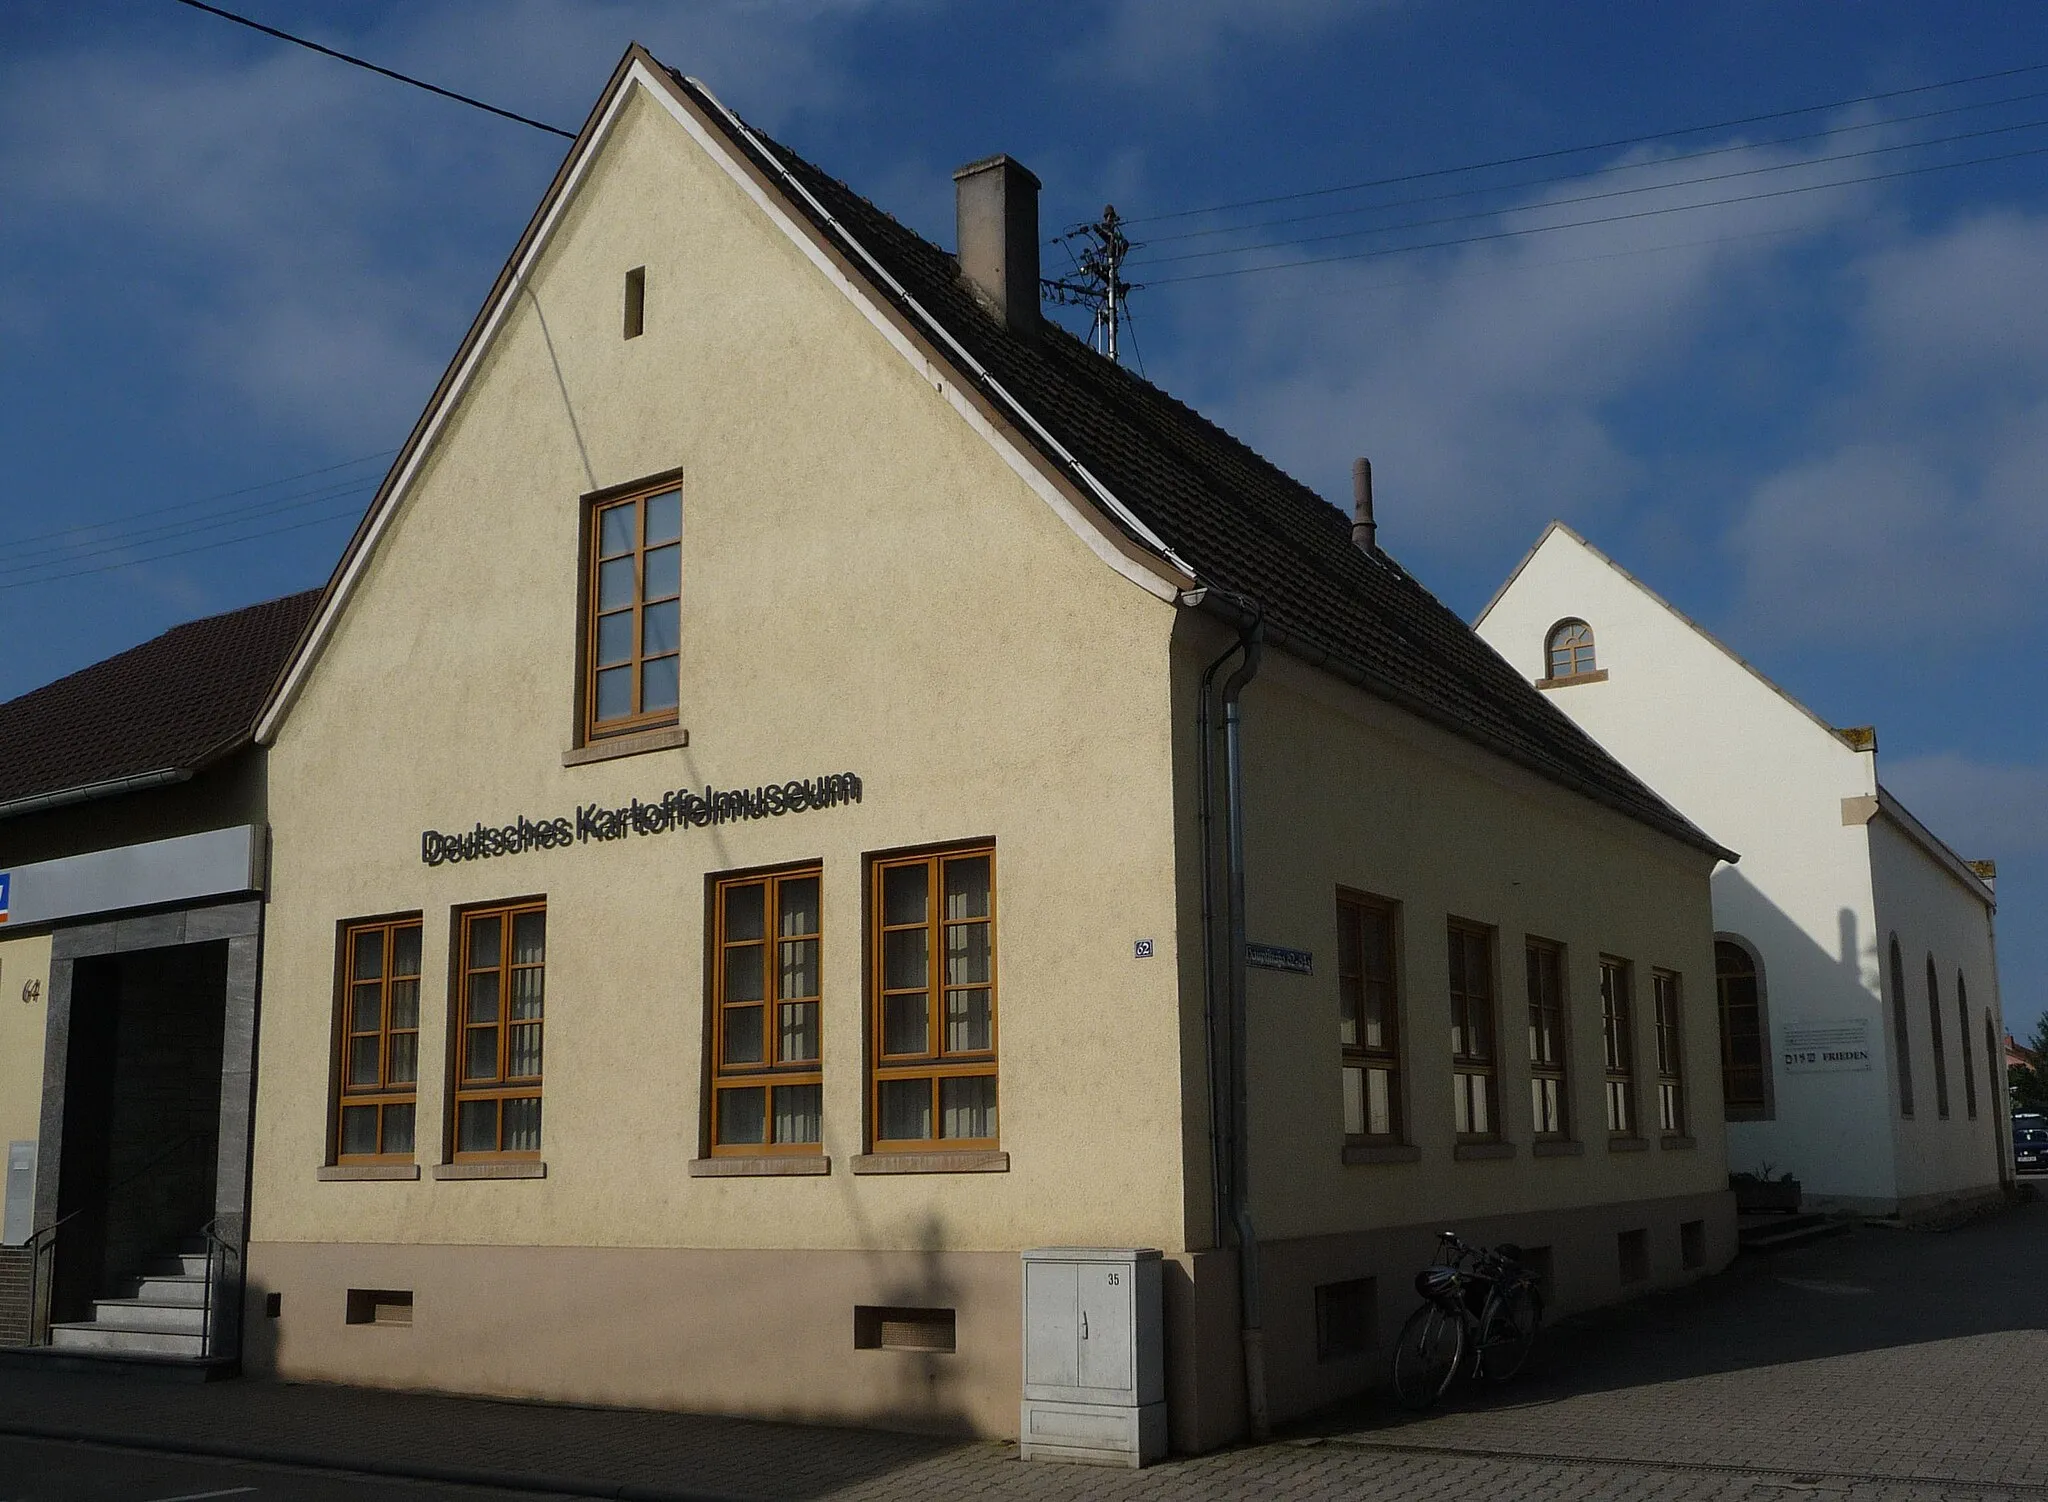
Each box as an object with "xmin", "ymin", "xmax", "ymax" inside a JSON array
[
  {"xmin": 1730, "ymin": 212, "xmax": 2048, "ymax": 645},
  {"xmin": 1151, "ymin": 123, "xmax": 1885, "ymax": 554},
  {"xmin": 0, "ymin": 4, "xmax": 882, "ymax": 449},
  {"xmin": 1068, "ymin": 0, "xmax": 1387, "ymax": 91}
]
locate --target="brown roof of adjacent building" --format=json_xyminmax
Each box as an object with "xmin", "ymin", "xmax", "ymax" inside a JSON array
[
  {"xmin": 664, "ymin": 70, "xmax": 1730, "ymax": 861},
  {"xmin": 0, "ymin": 589, "xmax": 320, "ymax": 813}
]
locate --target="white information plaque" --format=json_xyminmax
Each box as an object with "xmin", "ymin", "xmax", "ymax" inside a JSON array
[{"xmin": 1782, "ymin": 1019, "xmax": 1873, "ymax": 1073}]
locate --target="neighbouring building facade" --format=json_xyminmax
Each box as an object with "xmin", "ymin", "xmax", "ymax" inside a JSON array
[
  {"xmin": 0, "ymin": 592, "xmax": 316, "ymax": 1356},
  {"xmin": 1477, "ymin": 522, "xmax": 2009, "ymax": 1216},
  {"xmin": 239, "ymin": 48, "xmax": 1738, "ymax": 1451}
]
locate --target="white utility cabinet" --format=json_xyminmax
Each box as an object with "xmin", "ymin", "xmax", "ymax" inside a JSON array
[{"xmin": 1019, "ymin": 1247, "xmax": 1165, "ymax": 1467}]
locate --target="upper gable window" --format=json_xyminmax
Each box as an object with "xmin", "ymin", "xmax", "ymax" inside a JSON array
[
  {"xmin": 1546, "ymin": 619, "xmax": 1597, "ymax": 680},
  {"xmin": 585, "ymin": 485, "xmax": 682, "ymax": 740}
]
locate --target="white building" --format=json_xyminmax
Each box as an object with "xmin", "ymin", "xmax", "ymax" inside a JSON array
[{"xmin": 1476, "ymin": 522, "xmax": 2009, "ymax": 1215}]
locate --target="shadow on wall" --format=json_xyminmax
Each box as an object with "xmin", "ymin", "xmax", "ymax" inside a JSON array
[
  {"xmin": 1684, "ymin": 867, "xmax": 1995, "ymax": 1196},
  {"xmin": 1708, "ymin": 867, "xmax": 1888, "ymax": 1181},
  {"xmin": 849, "ymin": 1209, "xmax": 976, "ymax": 1432},
  {"xmin": 234, "ymin": 1276, "xmax": 980, "ymax": 1501}
]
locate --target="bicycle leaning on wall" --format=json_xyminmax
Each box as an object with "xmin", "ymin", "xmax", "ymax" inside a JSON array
[{"xmin": 1390, "ymin": 1230, "xmax": 1544, "ymax": 1410}]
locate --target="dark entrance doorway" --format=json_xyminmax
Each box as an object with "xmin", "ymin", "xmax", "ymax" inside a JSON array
[{"xmin": 51, "ymin": 942, "xmax": 228, "ymax": 1323}]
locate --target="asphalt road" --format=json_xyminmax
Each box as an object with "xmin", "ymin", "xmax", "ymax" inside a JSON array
[{"xmin": 0, "ymin": 1435, "xmax": 594, "ymax": 1502}]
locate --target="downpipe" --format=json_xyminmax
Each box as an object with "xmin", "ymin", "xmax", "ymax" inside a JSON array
[
  {"xmin": 1220, "ymin": 621, "xmax": 1268, "ymax": 1441},
  {"xmin": 1196, "ymin": 634, "xmax": 1242, "ymax": 1253}
]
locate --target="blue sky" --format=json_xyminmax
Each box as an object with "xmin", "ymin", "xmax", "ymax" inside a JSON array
[{"xmin": 4, "ymin": 1, "xmax": 2047, "ymax": 1032}]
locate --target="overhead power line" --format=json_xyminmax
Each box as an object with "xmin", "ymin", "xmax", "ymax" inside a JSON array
[
  {"xmin": 0, "ymin": 449, "xmax": 392, "ymax": 550},
  {"xmin": 168, "ymin": 0, "xmax": 575, "ymax": 138},
  {"xmin": 1124, "ymin": 57, "xmax": 2048, "ymax": 229},
  {"xmin": 0, "ymin": 504, "xmax": 367, "ymax": 594},
  {"xmin": 0, "ymin": 451, "xmax": 391, "ymax": 591},
  {"xmin": 1145, "ymin": 139, "xmax": 2048, "ymax": 285},
  {"xmin": 0, "ymin": 477, "xmax": 379, "ymax": 572},
  {"xmin": 1135, "ymin": 112, "xmax": 2048, "ymax": 271},
  {"xmin": 1138, "ymin": 83, "xmax": 2048, "ymax": 248}
]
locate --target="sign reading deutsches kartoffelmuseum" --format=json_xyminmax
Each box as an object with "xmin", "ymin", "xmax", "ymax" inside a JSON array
[
  {"xmin": 420, "ymin": 772, "xmax": 863, "ymax": 868},
  {"xmin": 1782, "ymin": 1019, "xmax": 1873, "ymax": 1073}
]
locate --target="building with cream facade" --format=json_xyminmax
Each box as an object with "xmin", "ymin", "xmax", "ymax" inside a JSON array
[
  {"xmin": 1477, "ymin": 522, "xmax": 2008, "ymax": 1216},
  {"xmin": 234, "ymin": 48, "xmax": 1739, "ymax": 1451}
]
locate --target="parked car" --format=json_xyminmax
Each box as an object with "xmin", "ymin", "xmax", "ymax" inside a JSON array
[{"xmin": 2014, "ymin": 1113, "xmax": 2048, "ymax": 1173}]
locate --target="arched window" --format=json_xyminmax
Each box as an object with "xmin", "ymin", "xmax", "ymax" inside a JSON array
[
  {"xmin": 1927, "ymin": 955, "xmax": 1950, "ymax": 1120},
  {"xmin": 1715, "ymin": 939, "xmax": 1770, "ymax": 1118},
  {"xmin": 1985, "ymin": 1009, "xmax": 2002, "ymax": 1133},
  {"xmin": 1958, "ymin": 973, "xmax": 1977, "ymax": 1121},
  {"xmin": 1547, "ymin": 619, "xmax": 1597, "ymax": 679},
  {"xmin": 1889, "ymin": 936, "xmax": 1914, "ymax": 1118}
]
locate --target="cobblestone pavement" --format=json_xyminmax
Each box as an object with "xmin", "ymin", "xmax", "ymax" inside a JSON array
[{"xmin": 2, "ymin": 1205, "xmax": 2046, "ymax": 1500}]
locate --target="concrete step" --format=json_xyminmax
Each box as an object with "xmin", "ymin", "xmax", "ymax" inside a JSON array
[
  {"xmin": 89, "ymin": 1298, "xmax": 207, "ymax": 1334},
  {"xmin": 131, "ymin": 1274, "xmax": 208, "ymax": 1306},
  {"xmin": 153, "ymin": 1253, "xmax": 212, "ymax": 1278},
  {"xmin": 0, "ymin": 1344, "xmax": 236, "ymax": 1381},
  {"xmin": 1739, "ymin": 1214, "xmax": 1855, "ymax": 1254},
  {"xmin": 49, "ymin": 1322, "xmax": 207, "ymax": 1358}
]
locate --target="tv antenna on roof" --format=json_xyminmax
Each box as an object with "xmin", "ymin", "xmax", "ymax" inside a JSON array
[{"xmin": 1044, "ymin": 206, "xmax": 1140, "ymax": 363}]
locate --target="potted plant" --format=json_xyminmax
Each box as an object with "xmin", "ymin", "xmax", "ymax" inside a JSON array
[{"xmin": 1729, "ymin": 1163, "xmax": 1802, "ymax": 1213}]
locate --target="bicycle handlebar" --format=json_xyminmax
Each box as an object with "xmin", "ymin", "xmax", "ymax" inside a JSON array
[{"xmin": 1434, "ymin": 1230, "xmax": 1522, "ymax": 1273}]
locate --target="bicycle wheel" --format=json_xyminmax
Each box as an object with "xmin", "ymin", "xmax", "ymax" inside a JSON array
[
  {"xmin": 1390, "ymin": 1303, "xmax": 1465, "ymax": 1410},
  {"xmin": 1476, "ymin": 1282, "xmax": 1541, "ymax": 1382}
]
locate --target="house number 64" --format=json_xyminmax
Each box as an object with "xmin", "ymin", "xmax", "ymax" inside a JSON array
[{"xmin": 21, "ymin": 980, "xmax": 40, "ymax": 1005}]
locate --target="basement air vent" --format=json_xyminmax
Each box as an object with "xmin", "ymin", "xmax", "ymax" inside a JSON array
[
  {"xmin": 854, "ymin": 1305, "xmax": 955, "ymax": 1352},
  {"xmin": 1314, "ymin": 1277, "xmax": 1376, "ymax": 1362},
  {"xmin": 1618, "ymin": 1229, "xmax": 1650, "ymax": 1286},
  {"xmin": 345, "ymin": 1288, "xmax": 413, "ymax": 1327}
]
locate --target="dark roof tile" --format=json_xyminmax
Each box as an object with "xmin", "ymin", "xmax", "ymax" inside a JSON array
[
  {"xmin": 674, "ymin": 79, "xmax": 1723, "ymax": 858},
  {"xmin": 0, "ymin": 590, "xmax": 320, "ymax": 810}
]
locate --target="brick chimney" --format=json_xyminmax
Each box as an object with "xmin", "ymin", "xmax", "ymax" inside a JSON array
[{"xmin": 953, "ymin": 155, "xmax": 1041, "ymax": 334}]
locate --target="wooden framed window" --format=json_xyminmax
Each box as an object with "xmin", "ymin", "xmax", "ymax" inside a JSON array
[
  {"xmin": 1600, "ymin": 957, "xmax": 1636, "ymax": 1137},
  {"xmin": 452, "ymin": 901, "xmax": 546, "ymax": 1159},
  {"xmin": 871, "ymin": 846, "xmax": 997, "ymax": 1151},
  {"xmin": 584, "ymin": 485, "xmax": 682, "ymax": 740},
  {"xmin": 335, "ymin": 917, "xmax": 422, "ymax": 1162},
  {"xmin": 1715, "ymin": 940, "xmax": 1767, "ymax": 1115},
  {"xmin": 1889, "ymin": 935, "xmax": 1914, "ymax": 1118},
  {"xmin": 1546, "ymin": 619, "xmax": 1596, "ymax": 678},
  {"xmin": 1524, "ymin": 938, "xmax": 1568, "ymax": 1140},
  {"xmin": 710, "ymin": 867, "xmax": 823, "ymax": 1154},
  {"xmin": 1959, "ymin": 974, "xmax": 1977, "ymax": 1121},
  {"xmin": 1653, "ymin": 968, "xmax": 1685, "ymax": 1137},
  {"xmin": 1927, "ymin": 955, "xmax": 1950, "ymax": 1120},
  {"xmin": 1447, "ymin": 921, "xmax": 1498, "ymax": 1141},
  {"xmin": 1336, "ymin": 892, "xmax": 1401, "ymax": 1141}
]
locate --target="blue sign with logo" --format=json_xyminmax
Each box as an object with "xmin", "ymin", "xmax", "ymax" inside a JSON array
[{"xmin": 0, "ymin": 872, "xmax": 10, "ymax": 924}]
